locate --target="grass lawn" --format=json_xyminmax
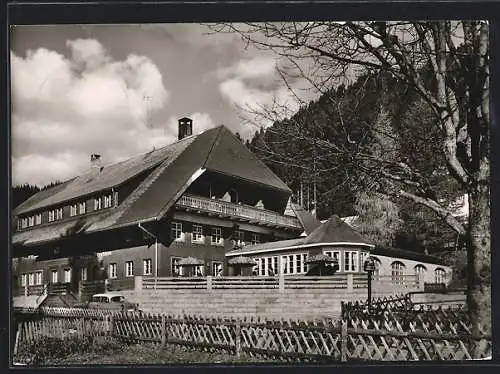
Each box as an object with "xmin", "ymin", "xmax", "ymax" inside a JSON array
[
  {"xmin": 15, "ymin": 336, "xmax": 280, "ymax": 365},
  {"xmin": 49, "ymin": 344, "xmax": 279, "ymax": 365}
]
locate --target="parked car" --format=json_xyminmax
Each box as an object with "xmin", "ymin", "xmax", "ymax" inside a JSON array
[{"xmin": 75, "ymin": 293, "xmax": 141, "ymax": 312}]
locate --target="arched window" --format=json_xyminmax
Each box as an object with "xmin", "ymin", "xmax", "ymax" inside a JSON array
[
  {"xmin": 391, "ymin": 261, "xmax": 405, "ymax": 285},
  {"xmin": 414, "ymin": 264, "xmax": 427, "ymax": 281},
  {"xmin": 434, "ymin": 268, "xmax": 446, "ymax": 284},
  {"xmin": 371, "ymin": 257, "xmax": 381, "ymax": 281}
]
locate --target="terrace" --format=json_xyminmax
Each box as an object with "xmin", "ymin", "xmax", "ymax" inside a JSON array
[{"xmin": 175, "ymin": 194, "xmax": 302, "ymax": 230}]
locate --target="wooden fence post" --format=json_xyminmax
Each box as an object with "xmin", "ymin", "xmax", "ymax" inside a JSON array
[
  {"xmin": 135, "ymin": 276, "xmax": 143, "ymax": 294},
  {"xmin": 340, "ymin": 320, "xmax": 347, "ymax": 362},
  {"xmin": 206, "ymin": 276, "xmax": 213, "ymax": 292},
  {"xmin": 78, "ymin": 281, "xmax": 83, "ymax": 301},
  {"xmin": 13, "ymin": 323, "xmax": 21, "ymax": 356},
  {"xmin": 161, "ymin": 315, "xmax": 166, "ymax": 347},
  {"xmin": 279, "ymin": 273, "xmax": 285, "ymax": 292},
  {"xmin": 346, "ymin": 274, "xmax": 353, "ymax": 293},
  {"xmin": 235, "ymin": 319, "xmax": 241, "ymax": 358}
]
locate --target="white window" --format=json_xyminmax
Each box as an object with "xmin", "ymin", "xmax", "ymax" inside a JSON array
[
  {"xmin": 35, "ymin": 271, "xmax": 43, "ymax": 285},
  {"xmin": 234, "ymin": 230, "xmax": 245, "ymax": 246},
  {"xmin": 281, "ymin": 256, "xmax": 289, "ymax": 274},
  {"xmin": 56, "ymin": 208, "xmax": 63, "ymax": 220},
  {"xmin": 302, "ymin": 254, "xmax": 308, "ymax": 273},
  {"xmin": 391, "ymin": 261, "xmax": 405, "ymax": 285},
  {"xmin": 94, "ymin": 197, "xmax": 102, "ymax": 211},
  {"xmin": 261, "ymin": 256, "xmax": 278, "ymax": 275},
  {"xmin": 435, "ymin": 268, "xmax": 446, "ymax": 284},
  {"xmin": 271, "ymin": 256, "xmax": 278, "ymax": 275},
  {"xmin": 48, "ymin": 210, "xmax": 55, "ymax": 222},
  {"xmin": 103, "ymin": 194, "xmax": 113, "ymax": 208},
  {"xmin": 171, "ymin": 222, "xmax": 183, "ymax": 241},
  {"xmin": 257, "ymin": 258, "xmax": 265, "ymax": 276},
  {"xmin": 70, "ymin": 204, "xmax": 77, "ymax": 217},
  {"xmin": 64, "ymin": 268, "xmax": 71, "ymax": 283},
  {"xmin": 125, "ymin": 261, "xmax": 134, "ymax": 277},
  {"xmin": 415, "ymin": 264, "xmax": 427, "ymax": 280},
  {"xmin": 324, "ymin": 250, "xmax": 341, "ymax": 271},
  {"xmin": 281, "ymin": 254, "xmax": 295, "ymax": 274},
  {"xmin": 51, "ymin": 270, "xmax": 58, "ymax": 283},
  {"xmin": 28, "ymin": 273, "xmax": 34, "ymax": 286},
  {"xmin": 295, "ymin": 254, "xmax": 302, "ymax": 274},
  {"xmin": 143, "ymin": 259, "xmax": 152, "ymax": 276},
  {"xmin": 109, "ymin": 263, "xmax": 117, "ymax": 279},
  {"xmin": 20, "ymin": 274, "xmax": 26, "ymax": 287},
  {"xmin": 194, "ymin": 265, "xmax": 204, "ymax": 277},
  {"xmin": 28, "ymin": 216, "xmax": 35, "ymax": 227},
  {"xmin": 192, "ymin": 224, "xmax": 204, "ymax": 243},
  {"xmin": 79, "ymin": 202, "xmax": 86, "ymax": 214},
  {"xmin": 344, "ymin": 251, "xmax": 359, "ymax": 272},
  {"xmin": 251, "ymin": 233, "xmax": 260, "ymax": 245},
  {"xmin": 21, "ymin": 218, "xmax": 28, "ymax": 229},
  {"xmin": 211, "ymin": 227, "xmax": 223, "ymax": 245},
  {"xmin": 80, "ymin": 267, "xmax": 88, "ymax": 281},
  {"xmin": 35, "ymin": 214, "xmax": 42, "ymax": 225},
  {"xmin": 171, "ymin": 257, "xmax": 183, "ymax": 276}
]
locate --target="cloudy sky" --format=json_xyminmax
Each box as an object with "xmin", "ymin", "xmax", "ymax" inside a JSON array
[{"xmin": 10, "ymin": 23, "xmax": 315, "ymax": 187}]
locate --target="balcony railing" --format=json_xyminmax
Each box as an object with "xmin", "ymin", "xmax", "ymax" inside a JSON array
[{"xmin": 176, "ymin": 194, "xmax": 302, "ymax": 229}]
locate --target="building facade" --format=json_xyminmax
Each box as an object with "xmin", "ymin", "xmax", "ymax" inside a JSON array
[
  {"xmin": 226, "ymin": 215, "xmax": 452, "ymax": 285},
  {"xmin": 12, "ymin": 118, "xmax": 306, "ymax": 295}
]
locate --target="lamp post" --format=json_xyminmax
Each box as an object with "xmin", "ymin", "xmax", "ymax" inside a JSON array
[{"xmin": 363, "ymin": 256, "xmax": 376, "ymax": 309}]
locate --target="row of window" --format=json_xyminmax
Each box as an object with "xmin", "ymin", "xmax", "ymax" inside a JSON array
[
  {"xmin": 253, "ymin": 253, "xmax": 309, "ymax": 276},
  {"xmin": 18, "ymin": 193, "xmax": 114, "ymax": 230},
  {"xmin": 324, "ymin": 250, "xmax": 361, "ymax": 272},
  {"xmin": 19, "ymin": 267, "xmax": 82, "ymax": 286},
  {"xmin": 170, "ymin": 222, "xmax": 260, "ymax": 246},
  {"xmin": 387, "ymin": 260, "xmax": 447, "ymax": 284},
  {"xmin": 108, "ymin": 259, "xmax": 152, "ymax": 278},
  {"xmin": 107, "ymin": 258, "xmax": 224, "ymax": 278}
]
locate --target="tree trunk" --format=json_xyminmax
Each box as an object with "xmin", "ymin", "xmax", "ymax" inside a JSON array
[{"xmin": 466, "ymin": 183, "xmax": 491, "ymax": 357}]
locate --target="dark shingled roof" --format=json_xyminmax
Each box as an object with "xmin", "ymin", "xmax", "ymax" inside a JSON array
[
  {"xmin": 13, "ymin": 125, "xmax": 294, "ymax": 247},
  {"xmin": 303, "ymin": 215, "xmax": 374, "ymax": 246},
  {"xmin": 226, "ymin": 215, "xmax": 373, "ymax": 257},
  {"xmin": 372, "ymin": 246, "xmax": 445, "ymax": 265}
]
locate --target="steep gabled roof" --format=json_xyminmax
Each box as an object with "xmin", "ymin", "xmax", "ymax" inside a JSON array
[
  {"xmin": 203, "ymin": 127, "xmax": 291, "ymax": 192},
  {"xmin": 14, "ymin": 135, "xmax": 197, "ymax": 215},
  {"xmin": 13, "ymin": 125, "xmax": 294, "ymax": 247}
]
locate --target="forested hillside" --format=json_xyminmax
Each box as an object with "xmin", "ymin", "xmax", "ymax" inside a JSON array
[
  {"xmin": 12, "ymin": 181, "xmax": 63, "ymax": 209},
  {"xmin": 246, "ymin": 72, "xmax": 464, "ymax": 253}
]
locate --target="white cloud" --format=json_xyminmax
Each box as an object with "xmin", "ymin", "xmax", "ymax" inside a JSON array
[
  {"xmin": 216, "ymin": 56, "xmax": 313, "ymax": 137},
  {"xmin": 217, "ymin": 56, "xmax": 278, "ymax": 80},
  {"xmin": 11, "ymin": 38, "xmax": 172, "ymax": 186}
]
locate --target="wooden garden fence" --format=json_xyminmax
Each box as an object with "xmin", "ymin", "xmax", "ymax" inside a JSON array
[{"xmin": 13, "ymin": 305, "xmax": 491, "ymax": 362}]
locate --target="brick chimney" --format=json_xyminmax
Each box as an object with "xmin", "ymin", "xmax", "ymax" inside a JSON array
[
  {"xmin": 90, "ymin": 154, "xmax": 102, "ymax": 170},
  {"xmin": 178, "ymin": 117, "xmax": 193, "ymax": 140}
]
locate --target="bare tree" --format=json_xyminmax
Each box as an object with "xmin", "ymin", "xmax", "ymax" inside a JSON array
[{"xmin": 209, "ymin": 21, "xmax": 490, "ymax": 342}]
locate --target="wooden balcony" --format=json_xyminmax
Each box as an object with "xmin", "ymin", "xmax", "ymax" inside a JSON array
[{"xmin": 175, "ymin": 194, "xmax": 302, "ymax": 230}]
